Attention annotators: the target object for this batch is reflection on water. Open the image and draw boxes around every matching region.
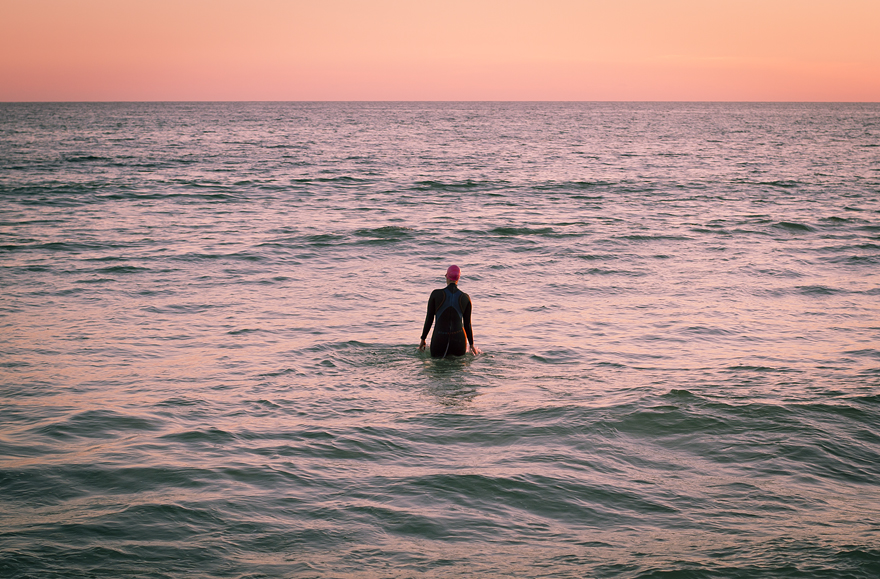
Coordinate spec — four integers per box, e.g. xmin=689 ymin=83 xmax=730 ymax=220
xmin=1 ymin=102 xmax=879 ymax=577
xmin=419 ymin=352 xmax=481 ymax=406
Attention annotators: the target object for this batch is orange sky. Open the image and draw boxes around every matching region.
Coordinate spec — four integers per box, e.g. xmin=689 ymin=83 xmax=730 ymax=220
xmin=2 ymin=0 xmax=878 ymax=101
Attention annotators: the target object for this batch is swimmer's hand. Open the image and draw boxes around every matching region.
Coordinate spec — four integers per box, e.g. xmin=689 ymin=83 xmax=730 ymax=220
xmin=418 ymin=338 xmax=427 ymax=352
xmin=470 ymin=344 xmax=482 ymax=355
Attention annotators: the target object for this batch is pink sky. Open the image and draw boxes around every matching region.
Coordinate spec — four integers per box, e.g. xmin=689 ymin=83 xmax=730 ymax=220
xmin=2 ymin=0 xmax=878 ymax=101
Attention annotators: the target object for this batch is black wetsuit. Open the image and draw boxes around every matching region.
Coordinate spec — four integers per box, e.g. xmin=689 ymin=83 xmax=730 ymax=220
xmin=421 ymin=283 xmax=474 ymax=358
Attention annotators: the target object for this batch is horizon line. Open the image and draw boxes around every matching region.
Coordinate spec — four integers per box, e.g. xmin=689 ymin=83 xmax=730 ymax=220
xmin=3 ymin=100 xmax=879 ymax=104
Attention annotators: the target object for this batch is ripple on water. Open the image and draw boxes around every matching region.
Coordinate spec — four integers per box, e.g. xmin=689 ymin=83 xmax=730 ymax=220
xmin=1 ymin=101 xmax=879 ymax=578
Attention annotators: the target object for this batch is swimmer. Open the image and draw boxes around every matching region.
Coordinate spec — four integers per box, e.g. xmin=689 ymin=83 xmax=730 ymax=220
xmin=419 ymin=265 xmax=481 ymax=357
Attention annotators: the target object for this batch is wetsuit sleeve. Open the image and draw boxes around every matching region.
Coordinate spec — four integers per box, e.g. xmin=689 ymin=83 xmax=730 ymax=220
xmin=421 ymin=291 xmax=437 ymax=340
xmin=462 ymin=294 xmax=474 ymax=346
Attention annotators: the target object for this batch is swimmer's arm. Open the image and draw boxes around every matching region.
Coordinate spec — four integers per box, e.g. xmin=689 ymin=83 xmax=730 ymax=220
xmin=419 ymin=291 xmax=437 ymax=351
xmin=463 ymin=297 xmax=481 ymax=355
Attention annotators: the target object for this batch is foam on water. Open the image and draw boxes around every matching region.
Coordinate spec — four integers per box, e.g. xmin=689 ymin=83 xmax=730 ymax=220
xmin=1 ymin=102 xmax=880 ymax=578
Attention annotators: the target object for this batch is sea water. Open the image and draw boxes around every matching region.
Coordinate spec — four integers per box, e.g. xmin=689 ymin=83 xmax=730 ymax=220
xmin=1 ymin=102 xmax=879 ymax=578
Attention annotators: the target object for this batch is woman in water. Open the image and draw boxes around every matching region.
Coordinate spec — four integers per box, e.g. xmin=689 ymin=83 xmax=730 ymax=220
xmin=418 ymin=265 xmax=481 ymax=357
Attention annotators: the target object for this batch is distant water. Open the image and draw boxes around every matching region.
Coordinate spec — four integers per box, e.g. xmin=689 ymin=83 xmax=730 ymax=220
xmin=1 ymin=102 xmax=879 ymax=578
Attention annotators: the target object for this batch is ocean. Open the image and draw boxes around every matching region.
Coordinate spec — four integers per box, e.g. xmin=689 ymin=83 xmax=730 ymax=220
xmin=1 ymin=102 xmax=879 ymax=578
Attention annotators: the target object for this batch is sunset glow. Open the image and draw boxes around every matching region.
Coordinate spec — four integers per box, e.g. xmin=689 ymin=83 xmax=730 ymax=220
xmin=2 ymin=0 xmax=878 ymax=101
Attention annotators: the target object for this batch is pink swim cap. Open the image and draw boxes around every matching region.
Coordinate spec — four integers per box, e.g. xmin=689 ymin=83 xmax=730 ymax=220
xmin=445 ymin=265 xmax=461 ymax=282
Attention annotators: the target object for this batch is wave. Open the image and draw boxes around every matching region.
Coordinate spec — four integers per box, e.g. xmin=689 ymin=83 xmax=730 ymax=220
xmin=725 ymin=365 xmax=789 ymax=372
xmin=292 ymin=175 xmax=369 ymax=185
xmin=225 ymin=328 xmax=264 ymax=336
xmin=615 ymin=234 xmax=693 ymax=242
xmin=796 ymin=285 xmax=844 ymax=295
xmin=62 ymin=154 xmax=111 ymax=163
xmin=98 ymin=191 xmax=240 ymax=202
xmin=491 ymin=226 xmax=556 ymax=236
xmin=573 ymin=253 xmax=618 ymax=260
xmin=355 ymin=226 xmax=415 ymax=239
xmin=819 ymin=216 xmax=863 ymax=225
xmin=691 ymin=227 xmax=732 ymax=235
xmin=577 ymin=267 xmax=646 ymax=277
xmin=160 ymin=427 xmax=237 ymax=444
xmin=761 ymin=179 xmax=801 ymax=188
xmin=825 ymin=255 xmax=878 ymax=266
xmin=843 ymin=348 xmax=880 ymax=360
xmin=531 ymin=179 xmax=613 ymax=191
xmin=94 ymin=265 xmax=150 ymax=274
xmin=34 ymin=409 xmax=161 ymax=440
xmin=7 ymin=241 xmax=108 ymax=252
xmin=260 ymin=227 xmax=418 ymax=250
xmin=413 ymin=179 xmax=501 ymax=191
xmin=773 ymin=221 xmax=815 ymax=232
xmin=816 ymin=242 xmax=880 ymax=254
xmin=736 ymin=179 xmax=802 ymax=189
xmin=2 ymin=184 xmax=243 ymax=204
xmin=143 ymin=303 xmax=217 ymax=314
xmin=171 ymin=251 xmax=264 ymax=262
xmin=301 ymin=233 xmax=347 ymax=246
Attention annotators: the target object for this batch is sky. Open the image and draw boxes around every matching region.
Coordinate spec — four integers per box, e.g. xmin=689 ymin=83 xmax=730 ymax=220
xmin=1 ymin=0 xmax=878 ymax=101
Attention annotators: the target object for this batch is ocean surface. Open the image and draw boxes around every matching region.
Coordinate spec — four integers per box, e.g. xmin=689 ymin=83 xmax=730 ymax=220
xmin=1 ymin=102 xmax=879 ymax=578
